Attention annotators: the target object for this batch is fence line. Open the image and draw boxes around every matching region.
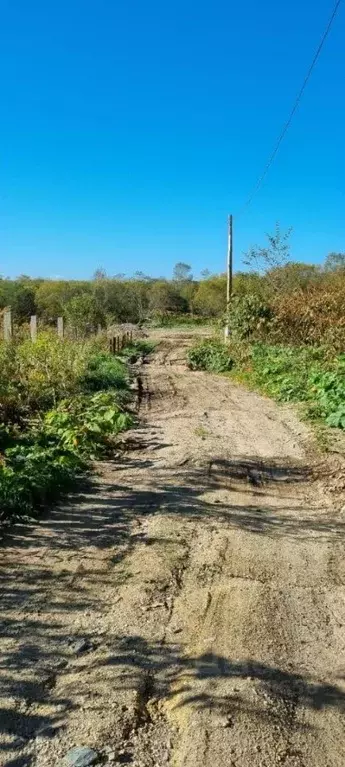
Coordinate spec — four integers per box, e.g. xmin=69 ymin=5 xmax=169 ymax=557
xmin=2 ymin=310 xmax=134 ymax=352
xmin=2 ymin=312 xmax=65 ymax=341
xmin=109 ymin=331 xmax=133 ymax=354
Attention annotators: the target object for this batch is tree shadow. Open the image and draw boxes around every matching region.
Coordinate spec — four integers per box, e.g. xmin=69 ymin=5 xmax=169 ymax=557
xmin=86 ymin=633 xmax=345 ymax=723
xmin=0 ymin=453 xmax=343 ymax=764
xmin=6 ymin=453 xmax=342 ymax=558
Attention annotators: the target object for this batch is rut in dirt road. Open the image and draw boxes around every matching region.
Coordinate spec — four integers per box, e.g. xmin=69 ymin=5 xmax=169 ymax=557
xmin=0 ymin=331 xmax=344 ymax=767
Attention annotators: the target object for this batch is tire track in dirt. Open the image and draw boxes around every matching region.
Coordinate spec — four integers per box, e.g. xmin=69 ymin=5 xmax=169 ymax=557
xmin=0 ymin=330 xmax=344 ymax=767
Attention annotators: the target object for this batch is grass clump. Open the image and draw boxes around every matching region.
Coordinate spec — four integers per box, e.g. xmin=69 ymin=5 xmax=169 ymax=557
xmin=120 ymin=339 xmax=156 ymax=363
xmin=79 ymin=352 xmax=129 ymax=394
xmin=194 ymin=426 xmax=209 ymax=439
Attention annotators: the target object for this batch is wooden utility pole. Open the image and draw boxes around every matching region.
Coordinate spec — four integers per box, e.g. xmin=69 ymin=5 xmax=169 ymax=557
xmin=224 ymin=214 xmax=233 ymax=339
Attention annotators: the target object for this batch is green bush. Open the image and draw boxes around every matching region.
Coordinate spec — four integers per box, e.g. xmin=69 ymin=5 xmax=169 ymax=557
xmin=308 ymin=358 xmax=345 ymax=427
xmin=228 ymin=294 xmax=273 ymax=341
xmin=0 ymin=342 xmax=22 ymax=422
xmin=187 ymin=339 xmax=234 ymax=373
xmin=0 ymin=332 xmax=134 ymax=422
xmin=0 ymin=333 xmax=100 ymax=420
xmin=248 ymin=344 xmax=322 ymax=401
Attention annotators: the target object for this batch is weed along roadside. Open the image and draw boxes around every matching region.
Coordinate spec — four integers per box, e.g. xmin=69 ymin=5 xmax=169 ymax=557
xmin=187 ymin=337 xmax=345 ymax=441
xmin=0 ymin=333 xmax=153 ymax=527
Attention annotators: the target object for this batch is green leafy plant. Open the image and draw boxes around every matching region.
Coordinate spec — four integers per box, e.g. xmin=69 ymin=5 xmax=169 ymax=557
xmin=0 ymin=390 xmax=133 ymax=523
xmin=307 ymin=356 xmax=345 ymax=426
xmin=230 ymin=343 xmax=345 ymax=432
xmin=187 ymin=339 xmax=234 ymax=373
xmin=43 ymin=391 xmax=133 ymax=457
xmin=0 ymin=443 xmax=84 ymax=521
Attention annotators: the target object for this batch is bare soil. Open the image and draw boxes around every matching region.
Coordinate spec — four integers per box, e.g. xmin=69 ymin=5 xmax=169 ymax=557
xmin=1 ymin=330 xmax=345 ymax=767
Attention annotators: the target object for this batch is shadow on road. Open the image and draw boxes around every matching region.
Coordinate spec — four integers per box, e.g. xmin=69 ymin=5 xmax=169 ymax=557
xmin=102 ymin=632 xmax=345 ymax=719
xmin=0 ymin=453 xmax=344 ymax=764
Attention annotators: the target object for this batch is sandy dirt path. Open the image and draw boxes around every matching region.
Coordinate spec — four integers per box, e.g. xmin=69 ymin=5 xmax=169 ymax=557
xmin=1 ymin=331 xmax=345 ymax=767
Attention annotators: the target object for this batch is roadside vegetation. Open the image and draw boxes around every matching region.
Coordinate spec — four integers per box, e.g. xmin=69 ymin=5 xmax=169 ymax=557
xmin=1 ymin=223 xmax=345 ymax=483
xmin=188 ymin=339 xmax=234 ymax=373
xmin=188 ymin=341 xmax=345 ymax=431
xmin=0 ymin=334 xmax=149 ymax=525
xmin=187 ymin=227 xmax=345 ymax=435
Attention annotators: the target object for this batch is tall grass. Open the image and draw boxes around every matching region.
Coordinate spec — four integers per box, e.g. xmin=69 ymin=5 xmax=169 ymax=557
xmin=0 ymin=331 xmax=128 ymax=421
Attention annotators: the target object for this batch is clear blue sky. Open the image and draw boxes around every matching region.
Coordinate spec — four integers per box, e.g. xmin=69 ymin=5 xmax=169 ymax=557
xmin=1 ymin=0 xmax=344 ymax=279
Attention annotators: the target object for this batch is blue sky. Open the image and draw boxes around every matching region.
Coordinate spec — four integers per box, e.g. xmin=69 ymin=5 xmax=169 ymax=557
xmin=1 ymin=0 xmax=344 ymax=279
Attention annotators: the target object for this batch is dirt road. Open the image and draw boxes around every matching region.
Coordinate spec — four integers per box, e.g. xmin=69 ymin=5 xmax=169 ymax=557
xmin=1 ymin=331 xmax=345 ymax=767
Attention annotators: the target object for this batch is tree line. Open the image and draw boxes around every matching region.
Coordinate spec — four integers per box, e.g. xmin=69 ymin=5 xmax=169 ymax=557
xmin=2 ymin=227 xmax=345 ymax=340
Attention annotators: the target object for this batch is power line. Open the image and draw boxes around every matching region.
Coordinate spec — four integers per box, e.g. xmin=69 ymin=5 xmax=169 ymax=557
xmin=240 ymin=0 xmax=343 ymax=213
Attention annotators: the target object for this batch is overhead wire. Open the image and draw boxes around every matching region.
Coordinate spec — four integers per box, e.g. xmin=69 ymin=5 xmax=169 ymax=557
xmin=238 ymin=0 xmax=343 ymax=214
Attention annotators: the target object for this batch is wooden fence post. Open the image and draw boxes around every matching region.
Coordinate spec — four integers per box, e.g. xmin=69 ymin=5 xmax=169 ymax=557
xmin=30 ymin=315 xmax=37 ymax=342
xmin=57 ymin=317 xmax=64 ymax=338
xmin=3 ymin=308 xmax=12 ymax=341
